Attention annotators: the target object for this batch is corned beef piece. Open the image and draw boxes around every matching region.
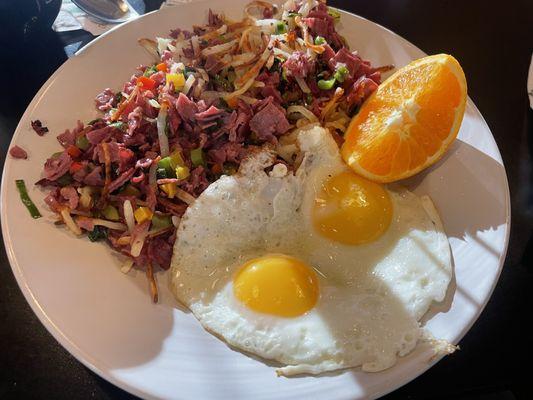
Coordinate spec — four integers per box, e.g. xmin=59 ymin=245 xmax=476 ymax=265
xmin=31 ymin=120 xmax=49 ymax=136
xmin=9 ymin=145 xmax=28 ymax=159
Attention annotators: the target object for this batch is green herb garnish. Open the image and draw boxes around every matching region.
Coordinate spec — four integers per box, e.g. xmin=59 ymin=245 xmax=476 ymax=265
xmin=15 ymin=179 xmax=41 ymax=219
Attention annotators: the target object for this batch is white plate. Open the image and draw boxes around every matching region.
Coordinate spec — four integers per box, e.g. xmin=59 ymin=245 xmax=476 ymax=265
xmin=1 ymin=1 xmax=510 ymax=399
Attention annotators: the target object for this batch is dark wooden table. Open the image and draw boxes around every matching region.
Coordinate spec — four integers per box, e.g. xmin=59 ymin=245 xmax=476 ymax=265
xmin=1 ymin=1 xmax=532 ymax=399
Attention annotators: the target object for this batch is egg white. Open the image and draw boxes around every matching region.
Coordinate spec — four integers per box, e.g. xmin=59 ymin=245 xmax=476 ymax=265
xmin=170 ymin=125 xmax=452 ymax=375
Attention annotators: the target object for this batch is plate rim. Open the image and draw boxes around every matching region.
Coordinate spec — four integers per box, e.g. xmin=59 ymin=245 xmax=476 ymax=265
xmin=1 ymin=3 xmax=511 ymax=399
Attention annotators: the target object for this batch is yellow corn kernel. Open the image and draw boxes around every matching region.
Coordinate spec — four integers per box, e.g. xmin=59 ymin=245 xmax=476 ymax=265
xmin=134 ymin=206 xmax=154 ymax=223
xmin=160 ymin=182 xmax=177 ymax=199
xmin=166 ymin=73 xmax=185 ymax=90
xmin=175 ymin=166 xmax=190 ymax=180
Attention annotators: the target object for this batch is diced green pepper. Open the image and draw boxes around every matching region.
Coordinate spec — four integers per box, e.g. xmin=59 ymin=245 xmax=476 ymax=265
xmin=306 ymin=94 xmax=314 ymax=104
xmin=88 ymin=118 xmax=104 ymax=126
xmin=327 ymin=7 xmax=341 ymax=20
xmin=151 ymin=213 xmax=172 ymax=230
xmin=157 ymin=157 xmax=174 ymax=176
xmin=75 ymin=135 xmax=90 ymax=151
xmin=56 ymin=174 xmax=73 ymax=187
xmin=113 ymin=92 xmax=123 ymax=104
xmin=317 ymin=77 xmax=336 ymax=90
xmin=88 ymin=226 xmax=108 ymax=242
xmin=158 ymin=151 xmax=186 ymax=178
xmin=156 ymin=167 xmax=168 ymax=179
xmin=102 ymin=205 xmax=120 ymax=221
xmin=281 ymin=68 xmax=288 ymax=82
xmin=109 ymin=121 xmax=126 ymax=131
xmin=51 ymin=151 xmax=63 ymax=159
xmin=190 ymin=148 xmax=205 ymax=167
xmin=314 ymin=36 xmax=326 ymax=45
xmin=334 ymin=65 xmax=349 ymax=83
xmin=15 ymin=179 xmax=41 ymax=219
xmin=184 ymin=66 xmax=196 ymax=78
xmin=143 ymin=65 xmax=158 ymax=77
xmin=275 ymin=21 xmax=287 ymax=34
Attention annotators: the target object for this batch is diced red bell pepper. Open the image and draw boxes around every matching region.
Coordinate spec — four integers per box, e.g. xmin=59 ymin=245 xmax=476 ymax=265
xmin=137 ymin=76 xmax=156 ymax=90
xmin=119 ymin=148 xmax=134 ymax=164
xmin=69 ymin=161 xmax=84 ymax=174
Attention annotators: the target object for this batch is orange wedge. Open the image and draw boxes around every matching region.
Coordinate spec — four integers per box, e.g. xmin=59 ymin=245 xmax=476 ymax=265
xmin=341 ymin=54 xmax=467 ymax=183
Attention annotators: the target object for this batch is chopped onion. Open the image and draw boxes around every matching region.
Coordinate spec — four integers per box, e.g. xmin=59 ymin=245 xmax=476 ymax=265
xmin=171 ymin=40 xmax=188 ymax=59
xmin=167 ymin=43 xmax=177 ymax=54
xmin=199 ymin=24 xmax=227 ymax=41
xmin=117 ymin=236 xmax=132 ymax=245
xmin=277 ymin=41 xmax=294 ymax=55
xmin=272 ymin=47 xmax=290 ymax=58
xmin=156 ymin=37 xmax=172 ymax=55
xmin=157 ymin=103 xmax=169 ymax=158
xmin=171 ymin=216 xmax=181 ymax=228
xmin=130 ymin=225 xmax=149 ymax=258
xmin=175 ymin=188 xmax=196 ymax=205
xmin=123 ymin=200 xmax=135 ymax=233
xmin=70 ymin=209 xmax=92 ymax=217
xmin=138 ymin=38 xmax=159 ymax=60
xmin=233 ymin=43 xmax=272 ymax=89
xmin=254 ymin=19 xmax=280 ymax=34
xmin=77 ymin=187 xmax=93 ymax=209
xmin=121 ymin=259 xmax=134 ymax=274
xmin=191 ymin=35 xmax=200 ymax=57
xmin=197 ymin=68 xmax=209 ymax=82
xmin=265 ymin=53 xmax=275 ymax=69
xmin=287 ymin=105 xmax=319 ymax=122
xmin=294 ymin=76 xmax=311 ymax=93
xmin=294 ymin=16 xmax=325 ymax=54
xmin=321 ymin=87 xmax=345 ymax=121
xmin=148 ymin=156 xmax=160 ymax=188
xmin=200 ymin=90 xmax=227 ymax=100
xmin=223 ymin=76 xmax=256 ymax=101
xmin=148 ymin=98 xmax=161 ymax=108
xmin=229 ymin=52 xmax=257 ymax=67
xmin=201 ymin=39 xmax=239 ymax=57
xmin=240 ymin=94 xmax=259 ymax=104
xmin=298 ymin=0 xmax=319 ymax=17
xmin=92 ymin=219 xmax=128 ymax=231
xmin=60 ymin=208 xmax=82 ymax=236
xmin=193 ymin=78 xmax=204 ymax=99
xmin=182 ymin=74 xmax=196 ymax=95
xmin=245 ymin=0 xmax=277 ymax=20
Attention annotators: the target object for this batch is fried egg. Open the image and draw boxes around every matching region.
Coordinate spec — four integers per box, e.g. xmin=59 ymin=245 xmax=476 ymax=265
xmin=170 ymin=125 xmax=452 ymax=375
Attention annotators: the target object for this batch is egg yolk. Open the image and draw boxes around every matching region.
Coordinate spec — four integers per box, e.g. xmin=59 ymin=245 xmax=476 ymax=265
xmin=233 ymin=255 xmax=319 ymax=317
xmin=312 ymin=171 xmax=392 ymax=245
